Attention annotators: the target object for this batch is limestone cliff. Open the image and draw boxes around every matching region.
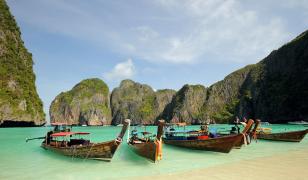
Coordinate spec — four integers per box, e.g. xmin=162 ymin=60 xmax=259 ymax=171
xmin=162 ymin=84 xmax=207 ymax=124
xmin=161 ymin=30 xmax=308 ymax=124
xmin=204 ymin=30 xmax=308 ymax=123
xmin=239 ymin=30 xmax=308 ymax=122
xmin=203 ymin=65 xmax=256 ymax=123
xmin=110 ymin=80 xmax=175 ymax=125
xmin=50 ymin=78 xmax=111 ymax=125
xmin=154 ymin=89 xmax=176 ymax=120
xmin=0 ymin=0 xmax=45 ymax=127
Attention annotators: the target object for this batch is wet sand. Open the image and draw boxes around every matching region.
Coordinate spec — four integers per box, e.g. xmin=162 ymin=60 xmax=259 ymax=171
xmin=136 ymin=148 xmax=308 ymax=180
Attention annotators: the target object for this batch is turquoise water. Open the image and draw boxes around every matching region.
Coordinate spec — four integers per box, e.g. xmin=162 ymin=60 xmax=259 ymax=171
xmin=1 ymin=124 xmax=308 ymax=180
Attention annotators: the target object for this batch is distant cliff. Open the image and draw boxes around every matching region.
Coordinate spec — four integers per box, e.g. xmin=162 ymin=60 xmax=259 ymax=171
xmin=203 ymin=65 xmax=257 ymax=123
xmin=0 ymin=0 xmax=45 ymax=127
xmin=50 ymin=78 xmax=111 ymax=125
xmin=162 ymin=84 xmax=207 ymax=124
xmin=201 ymin=30 xmax=308 ymax=123
xmin=162 ymin=30 xmax=308 ymax=124
xmin=154 ymin=89 xmax=176 ymax=120
xmin=237 ymin=30 xmax=308 ymax=122
xmin=110 ymin=80 xmax=175 ymax=125
xmin=49 ymin=30 xmax=308 ymax=125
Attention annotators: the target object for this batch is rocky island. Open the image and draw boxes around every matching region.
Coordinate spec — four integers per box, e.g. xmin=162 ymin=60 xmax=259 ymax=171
xmin=110 ymin=79 xmax=175 ymax=125
xmin=49 ymin=78 xmax=111 ymax=125
xmin=0 ymin=0 xmax=45 ymax=127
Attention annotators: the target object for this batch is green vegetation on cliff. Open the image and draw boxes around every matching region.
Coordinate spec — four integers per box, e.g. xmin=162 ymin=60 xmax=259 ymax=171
xmin=139 ymin=95 xmax=155 ymax=119
xmin=110 ymin=80 xmax=176 ymax=125
xmin=0 ymin=0 xmax=45 ymax=126
xmin=161 ymin=30 xmax=308 ymax=124
xmin=110 ymin=80 xmax=156 ymax=125
xmin=247 ymin=30 xmax=308 ymax=122
xmin=55 ymin=78 xmax=109 ymax=106
xmin=206 ymin=30 xmax=308 ymax=123
xmin=203 ymin=64 xmax=256 ymax=123
xmin=163 ymin=84 xmax=207 ymax=124
xmin=211 ymin=99 xmax=239 ymax=123
xmin=50 ymin=78 xmax=111 ymax=125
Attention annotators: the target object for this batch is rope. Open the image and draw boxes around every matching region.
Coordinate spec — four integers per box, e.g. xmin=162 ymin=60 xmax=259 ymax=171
xmin=84 ymin=144 xmax=94 ymax=160
xmin=71 ymin=146 xmax=77 ymax=160
xmin=127 ymin=124 xmax=130 ymax=143
xmin=242 ymin=133 xmax=247 ymax=146
xmin=246 ymin=134 xmax=251 ymax=144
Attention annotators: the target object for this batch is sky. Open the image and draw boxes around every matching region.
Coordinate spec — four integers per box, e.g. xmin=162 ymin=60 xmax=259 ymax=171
xmin=6 ymin=0 xmax=308 ymax=118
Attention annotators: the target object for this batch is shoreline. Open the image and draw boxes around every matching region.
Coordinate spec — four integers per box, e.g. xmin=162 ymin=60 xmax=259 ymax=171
xmin=135 ymin=148 xmax=308 ymax=180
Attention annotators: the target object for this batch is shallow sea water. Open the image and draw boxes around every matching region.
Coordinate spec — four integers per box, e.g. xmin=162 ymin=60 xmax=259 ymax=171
xmin=0 ymin=124 xmax=307 ymax=180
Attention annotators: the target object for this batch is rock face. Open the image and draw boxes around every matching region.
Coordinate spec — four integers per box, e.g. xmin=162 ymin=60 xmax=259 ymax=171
xmin=238 ymin=31 xmax=308 ymax=122
xmin=50 ymin=78 xmax=111 ymax=125
xmin=0 ymin=0 xmax=45 ymax=127
xmin=162 ymin=30 xmax=308 ymax=124
xmin=203 ymin=65 xmax=256 ymax=123
xmin=110 ymin=80 xmax=175 ymax=125
xmin=154 ymin=89 xmax=176 ymax=120
xmin=203 ymin=30 xmax=308 ymax=123
xmin=162 ymin=85 xmax=207 ymax=124
xmin=49 ymin=30 xmax=308 ymax=125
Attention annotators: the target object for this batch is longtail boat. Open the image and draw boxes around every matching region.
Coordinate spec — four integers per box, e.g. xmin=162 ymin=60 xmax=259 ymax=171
xmin=257 ymin=129 xmax=308 ymax=142
xmin=28 ymin=119 xmax=130 ymax=161
xmin=128 ymin=120 xmax=164 ymax=163
xmin=162 ymin=119 xmax=254 ymax=153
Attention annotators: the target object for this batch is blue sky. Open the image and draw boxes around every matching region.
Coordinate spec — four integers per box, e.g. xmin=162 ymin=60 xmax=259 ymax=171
xmin=6 ymin=0 xmax=308 ymax=118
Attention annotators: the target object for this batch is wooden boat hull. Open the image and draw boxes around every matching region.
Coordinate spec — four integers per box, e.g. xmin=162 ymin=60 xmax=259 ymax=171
xmin=233 ymin=135 xmax=252 ymax=148
xmin=41 ymin=140 xmax=121 ymax=161
xmin=257 ymin=129 xmax=308 ymax=142
xmin=128 ymin=140 xmax=162 ymax=162
xmin=128 ymin=120 xmax=164 ymax=162
xmin=234 ymin=137 xmax=245 ymax=149
xmin=163 ymin=134 xmax=243 ymax=153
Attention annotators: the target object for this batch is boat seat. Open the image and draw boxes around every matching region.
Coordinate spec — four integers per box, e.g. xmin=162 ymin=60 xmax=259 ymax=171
xmin=68 ymin=139 xmax=90 ymax=146
xmin=133 ymin=140 xmax=143 ymax=144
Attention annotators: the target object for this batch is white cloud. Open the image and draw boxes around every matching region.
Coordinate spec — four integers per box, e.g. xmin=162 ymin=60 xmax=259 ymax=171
xmin=104 ymin=59 xmax=135 ymax=81
xmin=8 ymin=0 xmax=305 ymax=64
xmin=132 ymin=0 xmax=290 ymax=64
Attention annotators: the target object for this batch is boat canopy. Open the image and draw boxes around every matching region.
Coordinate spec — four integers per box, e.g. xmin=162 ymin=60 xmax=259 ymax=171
xmin=51 ymin=132 xmax=90 ymax=137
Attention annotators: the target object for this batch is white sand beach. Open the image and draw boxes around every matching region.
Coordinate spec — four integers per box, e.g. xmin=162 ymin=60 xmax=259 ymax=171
xmin=136 ymin=148 xmax=308 ymax=180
